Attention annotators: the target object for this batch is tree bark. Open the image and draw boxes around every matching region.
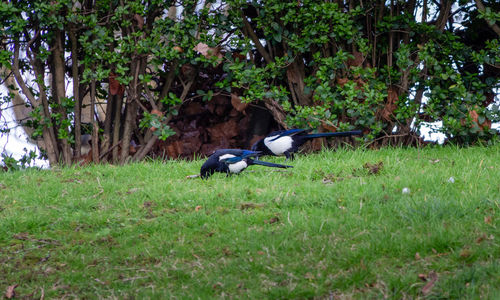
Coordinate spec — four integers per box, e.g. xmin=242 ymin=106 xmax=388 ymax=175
xmin=241 ymin=12 xmax=273 ymax=64
xmin=90 ymin=72 xmax=100 ymax=163
xmin=436 ymin=0 xmax=452 ymax=31
xmin=286 ymin=59 xmax=311 ymax=106
xmin=101 ymin=93 xmax=115 ymax=162
xmin=1 ymin=66 xmax=34 ymax=139
xmin=52 ymin=28 xmax=72 ymax=165
xmin=119 ymin=99 xmax=137 ymax=164
xmin=69 ymin=26 xmax=82 ymax=159
xmin=264 ymin=98 xmax=288 ymax=129
xmin=112 ymin=94 xmax=123 ymax=163
xmin=12 ymin=41 xmax=59 ymax=164
xmin=119 ymin=54 xmax=144 ymax=164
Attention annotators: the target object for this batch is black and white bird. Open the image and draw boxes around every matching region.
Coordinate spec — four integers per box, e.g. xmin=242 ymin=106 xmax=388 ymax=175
xmin=200 ymin=149 xmax=293 ymax=179
xmin=251 ymin=129 xmax=363 ymax=160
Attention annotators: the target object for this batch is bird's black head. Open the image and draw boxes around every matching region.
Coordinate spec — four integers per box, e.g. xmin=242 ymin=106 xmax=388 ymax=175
xmin=200 ymin=164 xmax=215 ymax=179
xmin=200 ymin=155 xmax=218 ymax=179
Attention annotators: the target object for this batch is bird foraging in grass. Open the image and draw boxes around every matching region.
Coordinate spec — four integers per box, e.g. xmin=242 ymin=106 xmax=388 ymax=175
xmin=200 ymin=149 xmax=293 ymax=179
xmin=251 ymin=129 xmax=363 ymax=160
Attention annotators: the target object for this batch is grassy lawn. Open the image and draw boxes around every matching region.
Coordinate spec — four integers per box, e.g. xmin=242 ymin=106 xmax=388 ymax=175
xmin=1 ymin=145 xmax=499 ymax=299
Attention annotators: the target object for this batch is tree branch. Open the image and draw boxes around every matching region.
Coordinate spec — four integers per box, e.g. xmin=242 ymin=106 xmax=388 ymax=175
xmin=241 ymin=12 xmax=273 ymax=64
xmin=474 ymin=0 xmax=500 ymax=37
xmin=12 ymin=42 xmax=38 ymax=108
xmin=69 ymin=25 xmax=82 ymax=158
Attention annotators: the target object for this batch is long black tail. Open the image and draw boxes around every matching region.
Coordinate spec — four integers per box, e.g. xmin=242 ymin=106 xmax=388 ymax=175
xmin=304 ymin=130 xmax=363 ymax=139
xmin=250 ymin=159 xmax=293 ymax=169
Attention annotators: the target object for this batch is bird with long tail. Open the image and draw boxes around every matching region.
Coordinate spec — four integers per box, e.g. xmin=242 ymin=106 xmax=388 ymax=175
xmin=200 ymin=149 xmax=293 ymax=179
xmin=251 ymin=129 xmax=363 ymax=160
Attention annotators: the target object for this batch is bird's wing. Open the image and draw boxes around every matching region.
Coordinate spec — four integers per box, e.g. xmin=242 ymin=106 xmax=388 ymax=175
xmin=215 ymin=149 xmax=260 ymax=158
xmin=219 ymin=150 xmax=260 ymax=164
xmin=224 ymin=156 xmax=243 ymax=164
xmin=268 ymin=129 xmax=309 ymax=141
xmin=241 ymin=150 xmax=261 ymax=158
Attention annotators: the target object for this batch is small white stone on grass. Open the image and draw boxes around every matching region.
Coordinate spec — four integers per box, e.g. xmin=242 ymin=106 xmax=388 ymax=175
xmin=402 ymin=187 xmax=410 ymax=194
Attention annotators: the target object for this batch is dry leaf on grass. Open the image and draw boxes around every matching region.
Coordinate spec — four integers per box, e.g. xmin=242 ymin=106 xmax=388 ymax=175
xmin=460 ymin=248 xmax=472 ymax=258
xmin=240 ymin=203 xmax=265 ymax=210
xmin=363 ymin=161 xmax=384 ymax=175
xmin=5 ymin=284 xmax=18 ymax=299
xmin=264 ymin=216 xmax=279 ymax=224
xmin=421 ymin=271 xmax=438 ymax=295
xmin=126 ymin=188 xmax=139 ymax=194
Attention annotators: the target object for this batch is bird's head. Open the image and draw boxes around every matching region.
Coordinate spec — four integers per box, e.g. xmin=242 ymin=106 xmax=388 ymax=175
xmin=200 ymin=164 xmax=214 ymax=179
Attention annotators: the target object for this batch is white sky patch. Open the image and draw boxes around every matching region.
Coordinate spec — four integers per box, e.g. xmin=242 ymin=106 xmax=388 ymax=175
xmin=419 ymin=121 xmax=446 ymax=144
xmin=0 ymin=85 xmax=49 ymax=168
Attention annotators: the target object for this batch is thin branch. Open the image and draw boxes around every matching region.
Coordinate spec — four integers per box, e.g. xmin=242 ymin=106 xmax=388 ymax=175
xmin=0 ymin=70 xmax=13 ymax=85
xmin=99 ymin=140 xmax=122 ymax=160
xmin=241 ymin=11 xmax=273 ymax=64
xmin=12 ymin=42 xmax=39 ymax=108
xmin=142 ymin=84 xmax=158 ymax=111
xmin=474 ymin=0 xmax=500 ymax=37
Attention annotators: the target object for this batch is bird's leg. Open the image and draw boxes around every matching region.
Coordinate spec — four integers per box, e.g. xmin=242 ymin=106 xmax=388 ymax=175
xmin=284 ymin=151 xmax=295 ymax=161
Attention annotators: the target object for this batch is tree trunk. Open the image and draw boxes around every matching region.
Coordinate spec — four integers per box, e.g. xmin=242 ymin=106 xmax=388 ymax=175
xmin=119 ymin=55 xmax=143 ymax=164
xmin=119 ymin=99 xmax=137 ymax=164
xmin=112 ymin=94 xmax=123 ymax=163
xmin=101 ymin=93 xmax=115 ymax=162
xmin=286 ymin=59 xmax=311 ymax=106
xmin=12 ymin=41 xmax=59 ymax=165
xmin=241 ymin=12 xmax=273 ymax=64
xmin=90 ymin=73 xmax=100 ymax=163
xmin=1 ymin=66 xmax=34 ymax=139
xmin=69 ymin=26 xmax=82 ymax=159
xmin=52 ymin=28 xmax=72 ymax=165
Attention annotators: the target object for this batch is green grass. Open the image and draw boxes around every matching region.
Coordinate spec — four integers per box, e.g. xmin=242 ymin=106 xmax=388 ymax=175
xmin=1 ymin=145 xmax=500 ymax=299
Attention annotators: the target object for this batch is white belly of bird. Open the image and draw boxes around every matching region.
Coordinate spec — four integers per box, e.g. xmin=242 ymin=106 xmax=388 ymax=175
xmin=264 ymin=135 xmax=293 ymax=155
xmin=219 ymin=154 xmax=248 ymax=174
xmin=228 ymin=161 xmax=247 ymax=173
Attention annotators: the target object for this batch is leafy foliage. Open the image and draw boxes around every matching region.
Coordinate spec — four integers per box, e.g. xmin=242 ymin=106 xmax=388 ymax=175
xmin=220 ymin=0 xmax=499 ymax=144
xmin=0 ymin=0 xmax=499 ymax=166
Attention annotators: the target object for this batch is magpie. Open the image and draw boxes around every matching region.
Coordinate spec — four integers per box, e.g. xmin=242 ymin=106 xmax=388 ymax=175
xmin=251 ymin=129 xmax=363 ymax=160
xmin=200 ymin=149 xmax=293 ymax=179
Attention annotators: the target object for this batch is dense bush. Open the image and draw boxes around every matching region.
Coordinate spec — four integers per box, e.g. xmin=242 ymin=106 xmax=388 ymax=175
xmin=1 ymin=0 xmax=499 ymax=166
xmin=222 ymin=0 xmax=500 ymax=145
